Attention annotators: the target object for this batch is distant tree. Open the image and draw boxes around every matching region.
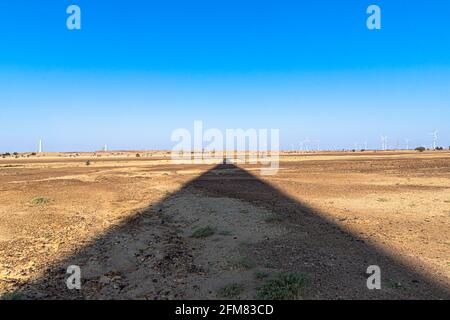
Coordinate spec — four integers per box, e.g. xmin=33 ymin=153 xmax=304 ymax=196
xmin=136 ymin=153 xmax=141 ymax=157
xmin=415 ymin=147 xmax=426 ymax=152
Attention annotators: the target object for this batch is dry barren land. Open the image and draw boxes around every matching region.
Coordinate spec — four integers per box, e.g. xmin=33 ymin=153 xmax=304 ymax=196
xmin=1 ymin=151 xmax=449 ymax=299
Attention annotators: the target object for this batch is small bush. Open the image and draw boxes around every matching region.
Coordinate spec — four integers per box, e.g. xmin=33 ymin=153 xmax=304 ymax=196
xmin=1 ymin=290 xmax=23 ymax=300
xmin=217 ymin=283 xmax=244 ymax=299
xmin=30 ymin=196 xmax=51 ymax=205
xmin=264 ymin=214 xmax=283 ymax=223
xmin=191 ymin=226 xmax=215 ymax=238
xmin=136 ymin=153 xmax=141 ymax=157
xmin=387 ymin=280 xmax=402 ymax=289
xmin=256 ymin=273 xmax=308 ymax=300
xmin=415 ymin=147 xmax=425 ymax=152
xmin=85 ymin=160 xmax=91 ymax=166
xmin=254 ymin=271 xmax=270 ymax=280
xmin=232 ymin=257 xmax=256 ymax=270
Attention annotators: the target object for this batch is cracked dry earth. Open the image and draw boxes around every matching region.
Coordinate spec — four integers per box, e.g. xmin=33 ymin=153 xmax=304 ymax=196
xmin=1 ymin=152 xmax=450 ymax=299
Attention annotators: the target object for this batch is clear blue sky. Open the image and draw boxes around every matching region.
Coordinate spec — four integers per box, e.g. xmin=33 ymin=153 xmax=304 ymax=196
xmin=1 ymin=0 xmax=449 ymax=152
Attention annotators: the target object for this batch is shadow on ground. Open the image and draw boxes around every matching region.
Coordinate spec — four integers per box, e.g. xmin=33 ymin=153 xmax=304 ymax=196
xmin=19 ymin=164 xmax=450 ymax=299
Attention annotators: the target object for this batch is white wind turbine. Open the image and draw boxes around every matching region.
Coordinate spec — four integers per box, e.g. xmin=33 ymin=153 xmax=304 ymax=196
xmin=380 ymin=135 xmax=388 ymax=151
xmin=299 ymin=137 xmax=310 ymax=152
xmin=429 ymin=130 xmax=438 ymax=150
xmin=405 ymin=138 xmax=410 ymax=150
xmin=303 ymin=137 xmax=311 ymax=152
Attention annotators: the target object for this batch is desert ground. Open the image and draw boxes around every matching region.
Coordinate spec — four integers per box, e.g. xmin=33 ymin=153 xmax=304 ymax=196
xmin=0 ymin=150 xmax=449 ymax=299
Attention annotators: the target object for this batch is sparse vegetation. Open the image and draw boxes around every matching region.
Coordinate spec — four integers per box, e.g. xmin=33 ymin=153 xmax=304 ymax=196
xmin=30 ymin=196 xmax=51 ymax=205
xmin=85 ymin=160 xmax=91 ymax=166
xmin=254 ymin=271 xmax=270 ymax=280
xmin=232 ymin=257 xmax=256 ymax=270
xmin=217 ymin=283 xmax=244 ymax=299
xmin=191 ymin=226 xmax=215 ymax=238
xmin=1 ymin=290 xmax=23 ymax=300
xmin=264 ymin=213 xmax=283 ymax=223
xmin=256 ymin=273 xmax=308 ymax=300
xmin=377 ymin=198 xmax=389 ymax=202
xmin=387 ymin=280 xmax=402 ymax=289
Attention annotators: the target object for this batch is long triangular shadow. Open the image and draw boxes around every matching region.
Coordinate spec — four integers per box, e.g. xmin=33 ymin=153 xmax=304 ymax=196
xmin=21 ymin=164 xmax=450 ymax=299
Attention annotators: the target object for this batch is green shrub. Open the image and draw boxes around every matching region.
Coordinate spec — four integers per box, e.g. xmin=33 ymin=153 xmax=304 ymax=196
xmin=217 ymin=284 xmax=244 ymax=298
xmin=1 ymin=290 xmax=23 ymax=300
xmin=256 ymin=273 xmax=308 ymax=300
xmin=232 ymin=257 xmax=256 ymax=270
xmin=30 ymin=196 xmax=51 ymax=205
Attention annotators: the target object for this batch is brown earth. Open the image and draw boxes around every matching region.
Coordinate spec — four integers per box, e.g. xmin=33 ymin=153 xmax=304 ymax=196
xmin=0 ymin=151 xmax=449 ymax=299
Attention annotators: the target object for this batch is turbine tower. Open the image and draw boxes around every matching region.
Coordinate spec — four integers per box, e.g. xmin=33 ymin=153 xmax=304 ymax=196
xmin=380 ymin=135 xmax=388 ymax=151
xmin=303 ymin=137 xmax=310 ymax=152
xmin=38 ymin=139 xmax=42 ymax=153
xmin=405 ymin=138 xmax=410 ymax=150
xmin=429 ymin=130 xmax=438 ymax=150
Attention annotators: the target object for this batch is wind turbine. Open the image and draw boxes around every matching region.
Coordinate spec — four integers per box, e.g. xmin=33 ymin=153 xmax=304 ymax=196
xmin=38 ymin=139 xmax=42 ymax=153
xmin=380 ymin=135 xmax=388 ymax=151
xmin=303 ymin=137 xmax=310 ymax=152
xmin=316 ymin=140 xmax=321 ymax=151
xmin=299 ymin=137 xmax=310 ymax=152
xmin=405 ymin=138 xmax=410 ymax=150
xmin=429 ymin=130 xmax=438 ymax=149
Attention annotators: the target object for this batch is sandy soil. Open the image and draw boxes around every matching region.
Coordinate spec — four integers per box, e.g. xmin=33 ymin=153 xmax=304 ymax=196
xmin=0 ymin=151 xmax=449 ymax=299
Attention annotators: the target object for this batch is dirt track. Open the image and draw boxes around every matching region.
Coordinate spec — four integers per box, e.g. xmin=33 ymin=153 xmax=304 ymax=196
xmin=1 ymin=151 xmax=449 ymax=299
